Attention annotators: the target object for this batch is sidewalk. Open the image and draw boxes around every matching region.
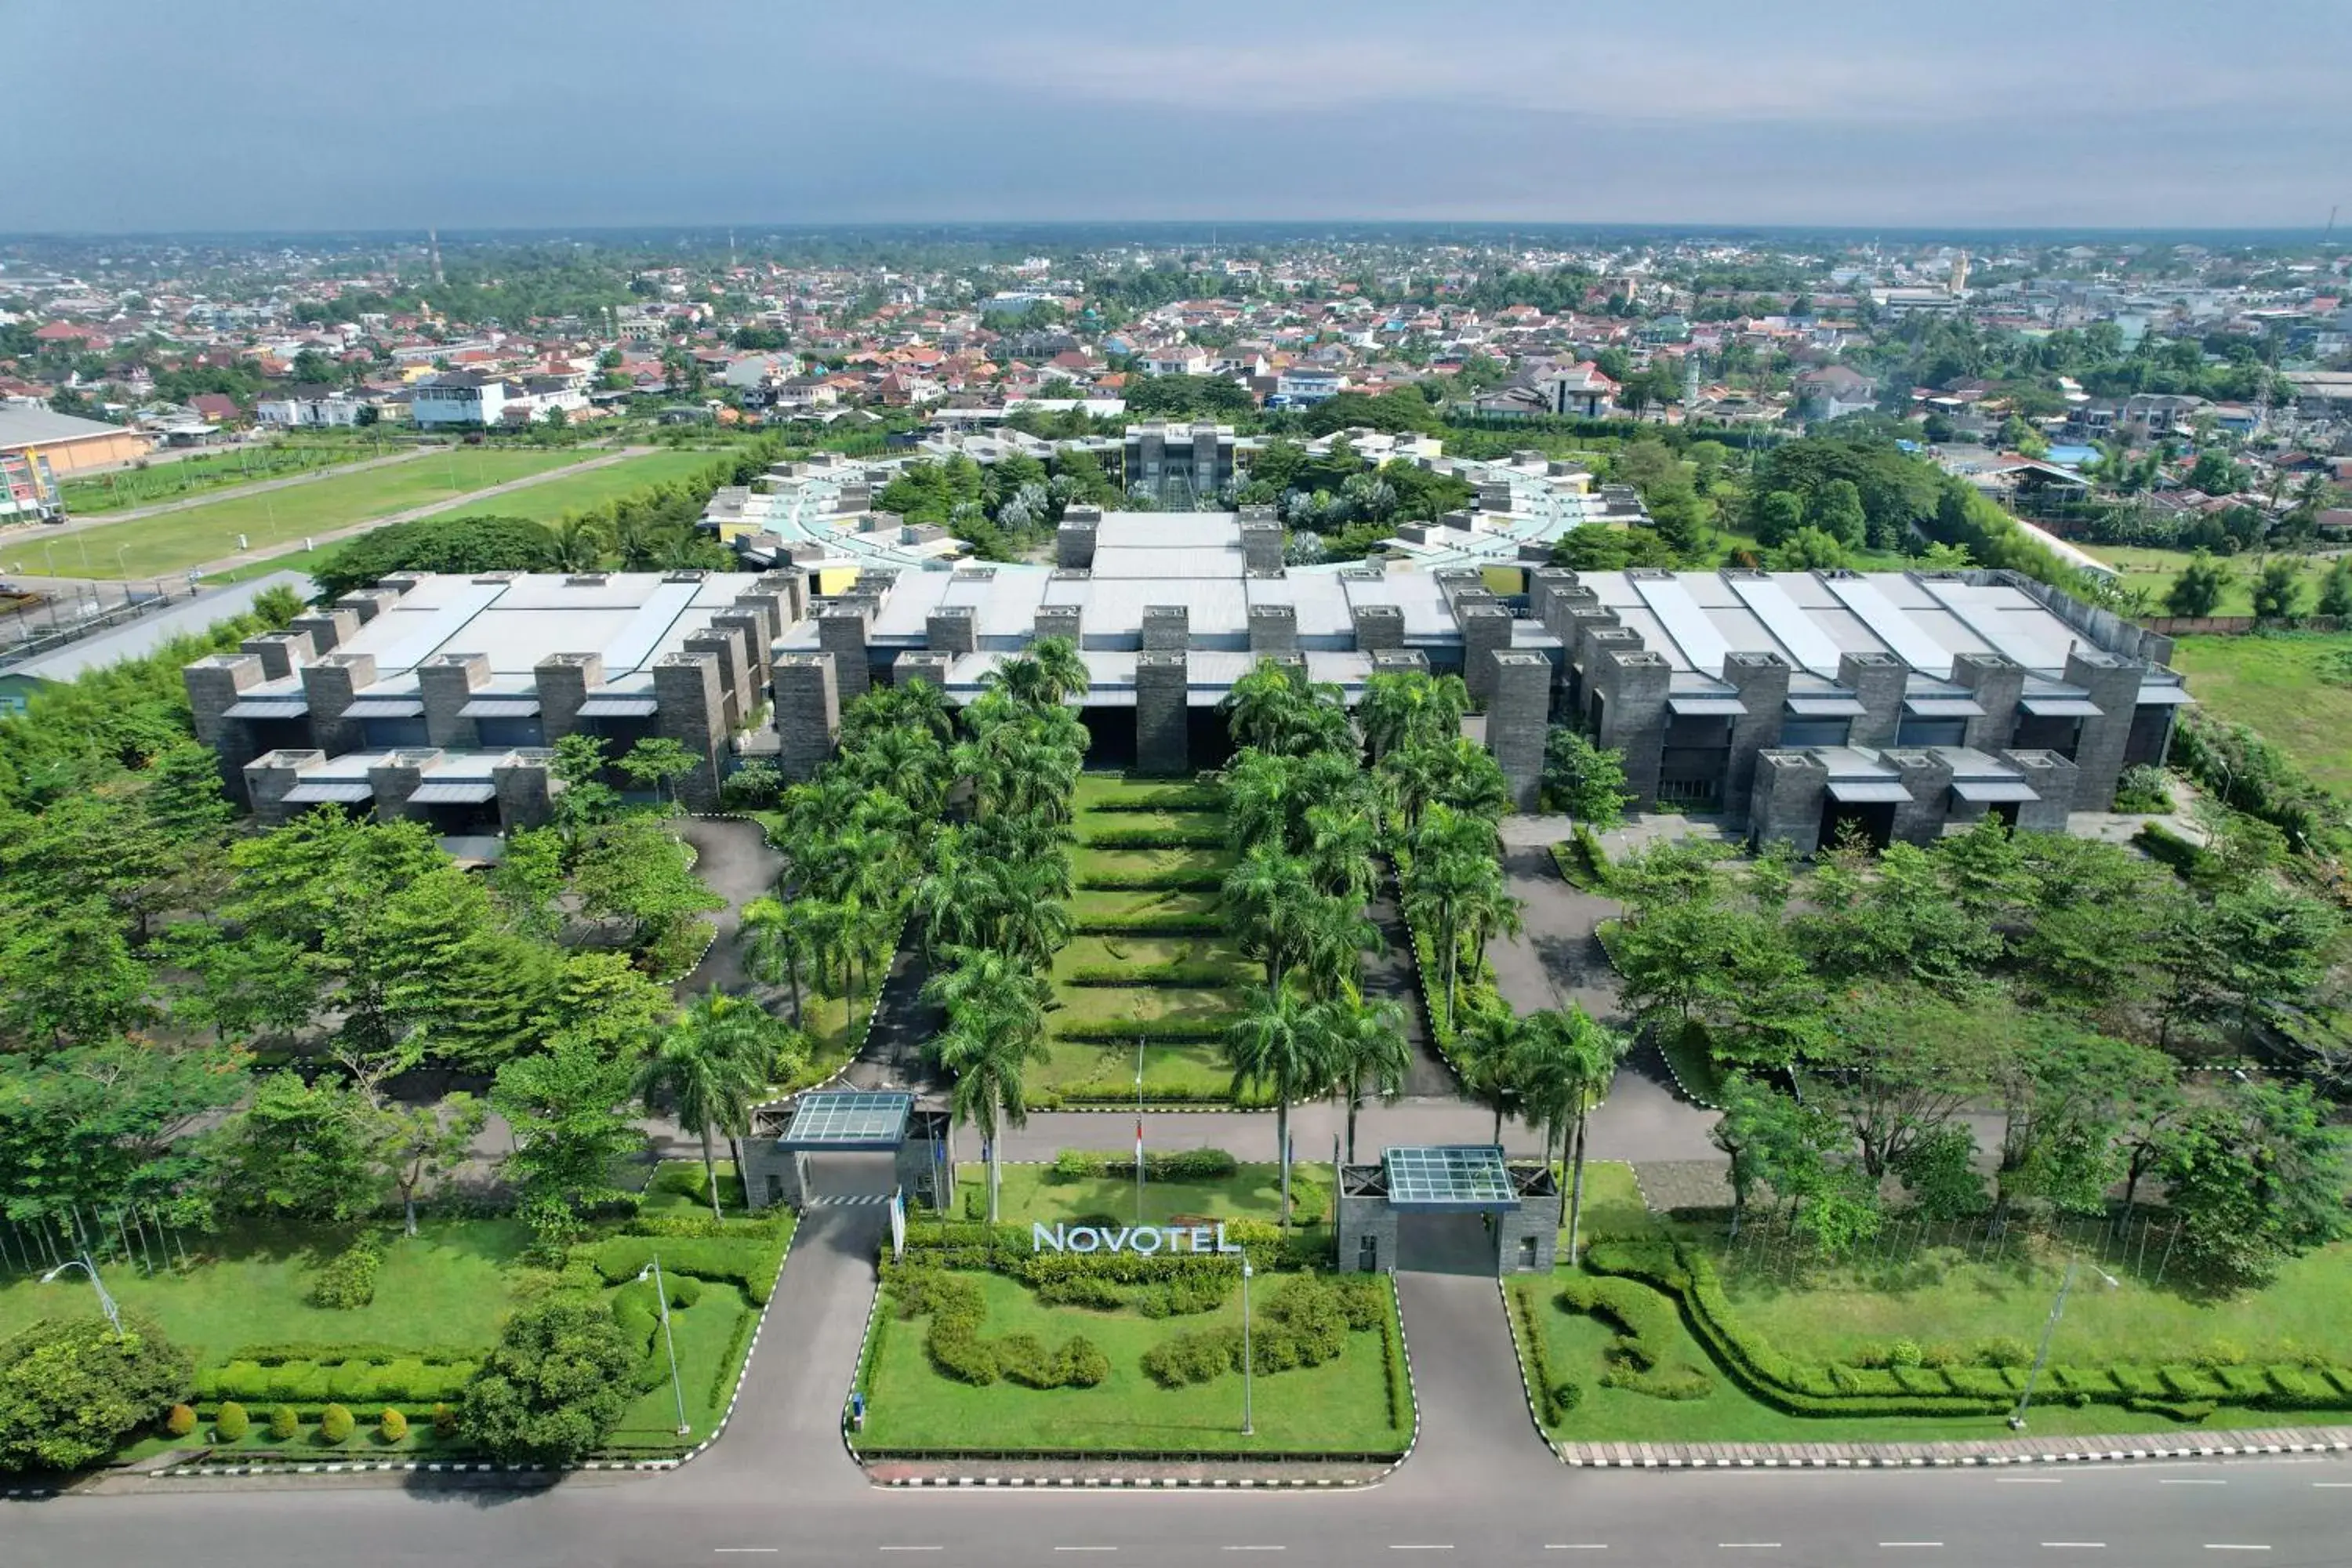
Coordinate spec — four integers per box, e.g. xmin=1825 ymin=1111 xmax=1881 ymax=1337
xmin=1551 ymin=1426 xmax=2352 ymax=1469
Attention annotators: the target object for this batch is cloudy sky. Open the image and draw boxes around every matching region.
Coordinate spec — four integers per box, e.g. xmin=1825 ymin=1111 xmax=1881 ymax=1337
xmin=17 ymin=0 xmax=2349 ymax=232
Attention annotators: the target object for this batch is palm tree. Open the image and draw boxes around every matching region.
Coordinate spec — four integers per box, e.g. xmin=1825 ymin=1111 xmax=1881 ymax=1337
xmin=1027 ymin=634 xmax=1091 ymax=706
xmin=1224 ymin=749 xmax=1299 ymax=852
xmin=548 ymin=514 xmax=609 ymax=572
xmin=1456 ymin=1004 xmax=1524 ymax=1143
xmin=635 ymin=991 xmax=775 ymax=1220
xmin=1222 ymin=662 xmax=1308 ymax=753
xmin=1304 ymin=802 xmax=1379 ymax=903
xmin=739 ymin=895 xmax=819 ymax=1029
xmin=1322 ymin=996 xmax=1409 ymax=1164
xmin=1221 ymin=844 xmax=1316 ymax=993
xmin=935 ymin=992 xmax=1049 ymax=1224
xmin=1358 ymin=670 xmax=1471 ymax=758
xmin=1427 ymin=738 xmax=1512 ymax=823
xmin=1224 ymin=988 xmax=1337 ymax=1225
xmin=1296 ymin=891 xmax=1381 ymax=1003
xmin=1376 ymin=742 xmax=1448 ymax=835
xmin=921 ymin=946 xmax=1051 ymax=1036
xmin=982 ymin=649 xmax=1057 ymax=708
xmin=1401 ymin=805 xmax=1515 ymax=1023
xmin=1514 ymin=1006 xmax=1628 ymax=1264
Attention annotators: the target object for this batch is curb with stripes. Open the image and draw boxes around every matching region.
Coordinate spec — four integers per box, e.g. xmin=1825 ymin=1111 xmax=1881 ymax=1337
xmin=152 ymin=1218 xmax=802 ymax=1482
xmin=2 ymin=1486 xmax=53 ymax=1499
xmin=856 ymin=1271 xmax=1422 ymax=1491
xmin=1555 ymin=1437 xmax=2352 ymax=1470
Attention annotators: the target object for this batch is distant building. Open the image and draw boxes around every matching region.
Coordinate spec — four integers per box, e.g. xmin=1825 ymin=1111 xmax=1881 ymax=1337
xmin=256 ymin=385 xmax=368 ymax=428
xmin=0 ymin=404 xmax=152 ymax=477
xmin=1792 ymin=365 xmax=1877 ymax=422
xmin=1123 ymin=422 xmax=1235 ymax=504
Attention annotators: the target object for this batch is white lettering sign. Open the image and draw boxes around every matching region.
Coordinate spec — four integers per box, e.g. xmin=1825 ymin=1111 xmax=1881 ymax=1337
xmin=1030 ymin=1221 xmax=1244 ymax=1255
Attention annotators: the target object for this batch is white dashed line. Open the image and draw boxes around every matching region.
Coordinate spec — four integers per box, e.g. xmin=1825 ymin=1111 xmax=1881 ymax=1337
xmin=1221 ymin=1550 xmax=1285 ymax=1555
xmin=1999 ymin=1478 xmax=2064 ymax=1484
xmin=1879 ymin=1544 xmax=1944 ymax=1549
xmin=2161 ymin=1479 xmax=2227 ymax=1486
xmin=2042 ymin=1544 xmax=2107 ymax=1551
xmin=1053 ymin=1551 xmax=1117 ymax=1555
xmin=1388 ymin=1548 xmax=1454 ymax=1553
xmin=1545 ymin=1548 xmax=1610 ymax=1552
xmin=2203 ymin=1548 xmax=2270 ymax=1553
xmin=1719 ymin=1545 xmax=1780 ymax=1551
xmin=2314 ymin=1482 xmax=2352 ymax=1488
xmin=713 ymin=1552 xmax=779 ymax=1557
xmin=878 ymin=1551 xmax=943 ymax=1555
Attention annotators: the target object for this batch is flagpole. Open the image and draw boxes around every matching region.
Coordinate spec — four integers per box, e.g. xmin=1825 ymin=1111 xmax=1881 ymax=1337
xmin=1136 ymin=1036 xmax=1146 ymax=1226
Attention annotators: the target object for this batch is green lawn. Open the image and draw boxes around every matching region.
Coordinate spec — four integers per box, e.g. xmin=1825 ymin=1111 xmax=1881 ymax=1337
xmin=1036 ymin=1038 xmax=1256 ymax=1105
xmin=2168 ymin=631 xmax=2352 ymax=794
xmin=62 ymin=441 xmax=401 ymax=514
xmin=860 ymin=1269 xmax=1403 ymax=1455
xmin=466 ymin=448 xmax=722 ymax=524
xmin=961 ymin=1163 xmax=1331 ymax=1229
xmin=2085 ymin=545 xmax=2336 ymax=619
xmin=605 ymin=1280 xmax=760 ymax=1449
xmin=21 ymin=448 xmax=583 ymax=579
xmin=1565 ymin=1161 xmax=1661 ymax=1245
xmin=0 ymin=1218 xmax=531 ymax=1367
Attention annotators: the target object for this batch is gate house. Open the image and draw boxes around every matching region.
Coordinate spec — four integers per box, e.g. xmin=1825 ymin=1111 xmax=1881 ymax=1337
xmin=1336 ymin=1145 xmax=1559 ymax=1276
xmin=740 ymin=1089 xmax=956 ymax=1212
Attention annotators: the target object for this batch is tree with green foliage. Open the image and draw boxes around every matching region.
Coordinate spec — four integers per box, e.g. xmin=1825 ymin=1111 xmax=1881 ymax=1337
xmin=2317 ymin=556 xmax=2352 ymax=619
xmin=1708 ymin=1073 xmax=1838 ymax=1240
xmin=636 ymin=991 xmax=779 ymax=1219
xmin=2165 ymin=551 xmax=2232 ymax=617
xmin=935 ymin=969 xmax=1049 ymax=1225
xmin=1323 ymin=996 xmax=1409 ymax=1165
xmin=1767 ymin=525 xmax=1852 ymax=572
xmin=1812 ymin=985 xmax=2007 ymax=1181
xmin=1224 ymin=988 xmax=1338 ymax=1225
xmin=1541 ymin=729 xmax=1630 ymax=826
xmin=376 ymin=1093 xmax=488 ymax=1237
xmin=456 ymin=1298 xmax=637 ymax=1465
xmin=1752 ymin=489 xmax=1806 ymax=547
xmin=1357 ymin=668 xmax=1471 ymax=758
xmin=1400 ymin=805 xmax=1518 ymax=1023
xmin=212 ymin=1071 xmax=383 ymax=1220
xmin=1514 ymin=1005 xmax=1628 ymax=1262
xmin=616 ymin=736 xmax=702 ymax=809
xmin=569 ymin=814 xmax=724 ymax=956
xmin=312 ymin=514 xmax=556 ymax=598
xmin=2250 ymin=557 xmax=2307 ymax=621
xmin=491 ymin=1033 xmax=643 ymax=1229
xmin=2157 ymin=1080 xmax=2350 ymax=1287
xmin=0 ymin=1316 xmax=193 ymax=1473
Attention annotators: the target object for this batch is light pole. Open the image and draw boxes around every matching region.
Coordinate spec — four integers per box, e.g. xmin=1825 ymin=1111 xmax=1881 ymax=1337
xmin=1135 ymin=1036 xmax=1146 ymax=1226
xmin=2009 ymin=1254 xmax=2119 ymax=1430
xmin=1240 ymin=1258 xmax=1254 ymax=1436
xmin=42 ymin=1252 xmax=125 ymax=1338
xmin=635 ymin=1256 xmax=692 ymax=1438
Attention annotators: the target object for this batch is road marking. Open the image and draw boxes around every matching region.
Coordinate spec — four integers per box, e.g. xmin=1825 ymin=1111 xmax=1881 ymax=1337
xmin=1054 ymin=1552 xmax=1117 ymax=1556
xmin=878 ymin=1552 xmax=942 ymax=1555
xmin=2314 ymin=1482 xmax=2352 ymax=1487
xmin=1999 ymin=1477 xmax=2064 ymax=1483
xmin=2041 ymin=1544 xmax=2107 ymax=1551
xmin=1878 ymin=1544 xmax=1944 ymax=1550
xmin=713 ymin=1553 xmax=779 ymax=1557
xmin=1545 ymin=1548 xmax=1609 ymax=1552
xmin=1221 ymin=1550 xmax=1285 ymax=1555
xmin=2161 ymin=1479 xmax=2227 ymax=1486
xmin=1388 ymin=1548 xmax=1454 ymax=1553
xmin=2203 ymin=1548 xmax=2270 ymax=1553
xmin=1718 ymin=1545 xmax=1780 ymax=1551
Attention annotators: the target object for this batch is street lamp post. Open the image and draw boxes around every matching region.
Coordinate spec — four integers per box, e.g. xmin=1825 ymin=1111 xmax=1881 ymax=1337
xmin=636 ymin=1256 xmax=692 ymax=1438
xmin=1240 ymin=1259 xmax=1254 ymax=1436
xmin=2009 ymin=1254 xmax=2120 ymax=1430
xmin=41 ymin=1252 xmax=125 ymax=1338
xmin=1135 ymin=1036 xmax=1146 ymax=1227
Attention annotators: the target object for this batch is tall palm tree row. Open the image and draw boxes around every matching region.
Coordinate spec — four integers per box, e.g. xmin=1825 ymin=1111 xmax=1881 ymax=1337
xmin=634 ymin=989 xmax=792 ymax=1220
xmin=1399 ymin=803 xmax=1521 ymax=1029
xmin=1512 ymin=1005 xmax=1629 ymax=1267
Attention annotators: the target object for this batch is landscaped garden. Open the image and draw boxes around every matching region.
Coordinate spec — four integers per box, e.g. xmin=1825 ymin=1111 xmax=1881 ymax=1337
xmin=856 ymin=1213 xmax=1407 ymax=1457
xmin=956 ymin=1150 xmax=1334 ymax=1231
xmin=1509 ymin=1161 xmax=2352 ymax=1444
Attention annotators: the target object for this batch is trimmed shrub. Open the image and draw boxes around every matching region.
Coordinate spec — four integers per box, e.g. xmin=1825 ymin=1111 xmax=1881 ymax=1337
xmin=1053 ymin=1016 xmax=1236 ymax=1044
xmin=379 ymin=1407 xmax=409 ymax=1443
xmin=1075 ymin=867 xmax=1228 ymax=892
xmin=1047 ymin=1147 xmax=1238 ymax=1181
xmin=1080 ymin=826 xmax=1229 ymax=850
xmin=165 ymin=1403 xmax=197 ymax=1439
xmin=1087 ymin=786 xmax=1225 ymax=812
xmin=2128 ymin=1396 xmax=2216 ymax=1422
xmin=1142 ymin=1327 xmax=1245 ymax=1387
xmin=1034 ymin=1274 xmax=1129 ymax=1310
xmin=214 ymin=1403 xmax=250 ymax=1443
xmin=318 ymin=1404 xmax=355 ymax=1444
xmin=432 ymin=1403 xmax=457 ymax=1438
xmin=588 ymin=1235 xmax=782 ymax=1304
xmin=269 ymin=1406 xmax=300 ymax=1442
xmin=309 ymin=1231 xmax=388 ymax=1310
xmin=1886 ymin=1338 xmax=1925 ymax=1370
xmin=1062 ymin=962 xmax=1246 ymax=986
xmin=1976 ymin=1336 xmax=2034 ymax=1369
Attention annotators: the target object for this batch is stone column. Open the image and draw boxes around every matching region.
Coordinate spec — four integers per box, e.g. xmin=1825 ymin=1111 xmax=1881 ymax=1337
xmin=333 ymin=587 xmax=402 ymax=626
xmin=1240 ymin=521 xmax=1283 ymax=572
xmin=2063 ymin=648 xmax=2145 ymax=811
xmin=653 ymin=651 xmax=726 ymax=813
xmin=712 ymin=607 xmax=771 ymax=687
xmin=1141 ymin=604 xmax=1189 ymax=652
xmin=1247 ymin=603 xmax=1298 ymax=657
xmin=184 ymin=652 xmax=266 ymax=802
xmin=1953 ymin=652 xmax=2025 ymax=753
xmin=1034 ymin=604 xmax=1082 ymax=648
xmin=535 ymin=652 xmax=603 ymax=744
xmin=1837 ymin=652 xmax=1908 ymax=750
xmin=1722 ymin=652 xmax=1792 ymax=820
xmin=1457 ymin=602 xmax=1515 ymax=706
xmin=1593 ymin=645 xmax=1671 ymax=808
xmin=300 ymin=652 xmax=377 ymax=757
xmin=368 ymin=750 xmax=438 ymax=825
xmin=1335 ymin=1190 xmax=1399 ymax=1276
xmin=492 ymin=753 xmax=556 ymax=832
xmin=895 ymin=650 xmax=953 ymax=692
xmin=1750 ymin=750 xmax=1831 ymax=856
xmin=772 ymin=652 xmax=840 ymax=781
xmin=243 ymin=749 xmax=325 ymax=826
xmin=739 ymin=1136 xmax=802 ymax=1213
xmin=1349 ymin=603 xmax=1403 ymax=653
xmin=2002 ymin=749 xmax=2078 ymax=833
xmin=289 ymin=606 xmax=360 ymax=655
xmin=238 ymin=630 xmax=314 ymax=680
xmin=685 ymin=626 xmax=752 ymax=731
xmin=925 ymin=604 xmax=978 ymax=656
xmin=418 ymin=652 xmax=490 ymax=750
xmin=817 ymin=604 xmax=873 ymax=706
xmin=1496 ymin=1200 xmax=1558 ymax=1276
xmin=1488 ymin=650 xmax=1552 ymax=813
xmin=1886 ymin=750 xmax=1955 ymax=844
xmin=1135 ymin=650 xmax=1189 ymax=776
xmin=1055 ymin=517 xmax=1098 ymax=568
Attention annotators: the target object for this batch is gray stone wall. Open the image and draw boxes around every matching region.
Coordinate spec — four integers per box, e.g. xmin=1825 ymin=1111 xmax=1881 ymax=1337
xmin=1457 ymin=602 xmax=1515 ymax=706
xmin=895 ymin=651 xmax=954 ymax=691
xmin=288 ymin=607 xmax=359 ymax=655
xmin=711 ymin=608 xmax=771 ymax=691
xmin=2063 ymin=648 xmax=2145 ymax=811
xmin=300 ymin=652 xmax=377 ymax=757
xmin=243 ymin=749 xmax=326 ymax=826
xmin=2002 ymin=749 xmax=2078 ymax=833
xmin=817 ymin=604 xmax=873 ymax=705
xmin=1336 ymin=1190 xmax=1399 ymax=1275
xmin=1141 ymin=604 xmax=1189 ymax=652
xmin=1497 ymin=1200 xmax=1559 ymax=1275
xmin=333 ymin=588 xmax=402 ymax=626
xmin=653 ymin=651 xmax=726 ymax=813
xmin=1350 ymin=603 xmax=1404 ymax=652
xmin=684 ymin=628 xmax=750 ymax=731
xmin=1240 ymin=521 xmax=1283 ymax=572
xmin=1135 ymin=650 xmax=1189 ymax=776
xmin=1247 ymin=604 xmax=1298 ymax=656
xmin=1594 ymin=646 xmax=1671 ymax=808
xmin=1034 ymin=604 xmax=1082 ymax=647
xmin=1488 ymin=650 xmax=1552 ymax=812
xmin=926 ymin=605 xmax=978 ymax=656
xmin=367 ymin=751 xmax=437 ymax=825
xmin=492 ymin=754 xmax=556 ymax=831
xmin=1886 ymin=750 xmax=1955 ymax=844
xmin=1055 ymin=518 xmax=1098 ymax=569
xmin=418 ymin=652 xmax=490 ymax=750
xmin=184 ymin=653 xmax=267 ymax=802
xmin=1838 ymin=652 xmax=1908 ymax=750
xmin=1953 ymin=652 xmax=2025 ymax=753
xmin=238 ymin=630 xmax=314 ymax=681
xmin=534 ymin=652 xmax=603 ymax=743
xmin=741 ymin=1139 xmax=801 ymax=1212
xmin=1722 ymin=652 xmax=1792 ymax=818
xmin=774 ymin=652 xmax=840 ymax=781
xmin=1750 ymin=750 xmax=1831 ymax=856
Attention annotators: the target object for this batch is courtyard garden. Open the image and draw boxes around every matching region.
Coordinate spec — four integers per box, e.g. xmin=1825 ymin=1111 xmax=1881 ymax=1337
xmin=855 ymin=1212 xmax=1407 ymax=1458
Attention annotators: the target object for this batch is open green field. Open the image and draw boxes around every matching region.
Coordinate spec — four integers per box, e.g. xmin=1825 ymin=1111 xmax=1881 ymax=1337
xmin=61 ymin=439 xmax=406 ymax=514
xmin=2085 ymin=545 xmax=2337 ymax=619
xmin=1511 ymin=1161 xmax=2352 ymax=1443
xmin=860 ymin=1269 xmax=1405 ymax=1455
xmin=958 ymin=1162 xmax=1332 ymax=1229
xmin=1044 ymin=776 xmax=1255 ymax=1104
xmin=466 ymin=448 xmax=723 ymax=524
xmin=24 ymin=448 xmax=585 ymax=579
xmin=0 ymin=1218 xmax=530 ymax=1367
xmin=2169 ymin=631 xmax=2352 ymax=795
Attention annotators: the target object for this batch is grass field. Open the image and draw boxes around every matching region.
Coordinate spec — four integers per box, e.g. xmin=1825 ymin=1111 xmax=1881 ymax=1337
xmin=2084 ymin=545 xmax=2338 ymax=618
xmin=860 ymin=1269 xmax=1405 ymax=1455
xmin=957 ymin=1163 xmax=1334 ymax=1229
xmin=21 ymin=448 xmax=584 ymax=579
xmin=0 ymin=1218 xmax=531 ymax=1366
xmin=466 ymin=448 xmax=724 ymax=524
xmin=605 ymin=1279 xmax=760 ymax=1449
xmin=1044 ymin=776 xmax=1258 ymax=1104
xmin=61 ymin=440 xmax=402 ymax=514
xmin=2168 ymin=631 xmax=2352 ymax=794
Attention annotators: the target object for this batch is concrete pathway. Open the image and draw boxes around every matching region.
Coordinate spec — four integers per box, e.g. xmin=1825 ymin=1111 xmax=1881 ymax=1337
xmin=672 ymin=816 xmax=783 ymax=999
xmin=1390 ymin=1270 xmax=1561 ymax=1494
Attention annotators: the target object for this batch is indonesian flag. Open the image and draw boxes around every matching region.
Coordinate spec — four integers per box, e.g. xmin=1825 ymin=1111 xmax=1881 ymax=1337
xmin=1135 ymin=1118 xmax=1145 ymax=1163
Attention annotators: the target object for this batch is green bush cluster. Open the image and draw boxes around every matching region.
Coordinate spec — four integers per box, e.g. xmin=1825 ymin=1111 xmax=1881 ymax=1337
xmin=379 ymin=1407 xmax=409 ymax=1443
xmin=1047 ymin=1148 xmax=1240 ymax=1181
xmin=213 ymin=1403 xmax=250 ymax=1443
xmin=1074 ymin=866 xmax=1228 ymax=891
xmin=1080 ymin=826 xmax=1229 ymax=851
xmin=1142 ymin=1327 xmax=1245 ymax=1387
xmin=1074 ymin=913 xmax=1224 ymax=935
xmin=900 ymin=1218 xmax=1328 ymax=1276
xmin=612 ymin=1272 xmax=708 ymax=1392
xmin=1061 ymin=961 xmax=1246 ymax=986
xmin=1512 ymin=1283 xmax=1575 ymax=1428
xmin=1550 ymin=825 xmax=1614 ymax=892
xmin=2111 ymin=764 xmax=2172 ymax=815
xmin=1584 ymin=1241 xmax=2352 ymax=1420
xmin=269 ymin=1406 xmax=299 ymax=1441
xmin=1086 ymin=787 xmax=1225 ymax=813
xmin=1138 ymin=1275 xmax=1383 ymax=1387
xmin=2134 ymin=822 xmax=2220 ymax=884
xmin=886 ymin=1267 xmax=1107 ymax=1390
xmin=318 ymin=1404 xmax=355 ymax=1444
xmin=194 ymin=1356 xmax=477 ymax=1406
xmin=587 ymin=1235 xmax=782 ymax=1305
xmin=307 ymin=1231 xmax=388 ymax=1310
xmin=1555 ymin=1274 xmax=1715 ymax=1402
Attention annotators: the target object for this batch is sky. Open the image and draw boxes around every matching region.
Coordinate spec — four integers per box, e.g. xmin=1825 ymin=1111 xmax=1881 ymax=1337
xmin=15 ymin=0 xmax=2350 ymax=234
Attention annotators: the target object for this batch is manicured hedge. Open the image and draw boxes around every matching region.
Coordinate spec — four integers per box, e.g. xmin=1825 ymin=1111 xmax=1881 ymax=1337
xmin=1077 ymin=866 xmax=1228 ymax=891
xmin=1061 ymin=962 xmax=1247 ymax=987
xmin=1050 ymin=1148 xmax=1240 ymax=1181
xmin=588 ymin=1234 xmax=786 ymax=1305
xmin=1581 ymin=1241 xmax=2352 ymax=1421
xmin=1086 ymin=787 xmax=1226 ymax=813
xmin=1074 ymin=913 xmax=1225 ymax=935
xmin=1053 ymin=1016 xmax=1237 ymax=1044
xmin=194 ymin=1356 xmax=478 ymax=1406
xmin=1082 ymin=826 xmax=1230 ymax=851
xmin=885 ymin=1266 xmax=1109 ymax=1390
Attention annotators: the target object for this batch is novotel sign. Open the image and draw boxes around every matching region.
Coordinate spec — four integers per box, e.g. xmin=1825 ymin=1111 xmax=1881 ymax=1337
xmin=1032 ymin=1221 xmax=1243 ymax=1256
